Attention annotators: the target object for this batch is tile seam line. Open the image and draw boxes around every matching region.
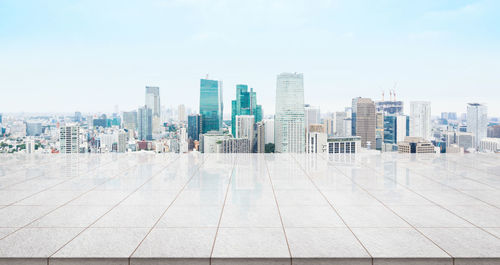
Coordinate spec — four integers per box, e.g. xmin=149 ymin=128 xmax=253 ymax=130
xmin=209 ymin=155 xmax=238 ymax=265
xmin=127 ymin=154 xmax=211 ymax=263
xmin=0 ymin=156 xmax=134 ymax=241
xmin=47 ymin=155 xmax=181 ymax=261
xmin=0 ymin=156 xmax=118 ymax=209
xmin=264 ymin=155 xmax=293 ymax=265
xmin=0 ymin=156 xmax=63 ymax=189
xmin=291 ymin=154 xmax=373 ymax=264
xmin=328 ymin=157 xmax=453 ymax=258
xmin=371 ymin=158 xmax=500 ymax=240
xmin=420 ymin=158 xmax=500 ymax=191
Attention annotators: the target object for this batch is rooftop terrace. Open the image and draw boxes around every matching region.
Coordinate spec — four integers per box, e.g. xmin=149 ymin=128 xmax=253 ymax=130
xmin=0 ymin=153 xmax=499 ymax=265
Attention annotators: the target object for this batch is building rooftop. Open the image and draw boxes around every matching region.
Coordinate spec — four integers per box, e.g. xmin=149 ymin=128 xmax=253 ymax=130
xmin=0 ymin=153 xmax=499 ymax=265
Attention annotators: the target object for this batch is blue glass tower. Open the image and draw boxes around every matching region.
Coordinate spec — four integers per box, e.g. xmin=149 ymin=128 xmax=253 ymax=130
xmin=200 ymin=79 xmax=223 ymax=133
xmin=231 ymin=84 xmax=263 ymax=136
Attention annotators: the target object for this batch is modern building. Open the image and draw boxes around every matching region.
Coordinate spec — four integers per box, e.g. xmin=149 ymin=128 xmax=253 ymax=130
xmin=26 ymin=122 xmax=42 ymax=136
xmin=275 ymin=72 xmax=305 ymax=153
xmin=200 ymin=131 xmax=229 ymax=153
xmin=25 ymin=139 xmax=36 ymax=154
xmin=467 ymin=103 xmax=488 ymax=148
xmin=376 ymin=100 xmax=404 ymax=115
xmin=221 ymin=138 xmax=251 ymax=153
xmin=188 ymin=114 xmax=202 ymax=141
xmin=231 ymin=84 xmax=262 ymax=136
xmin=479 ymin=138 xmax=500 ymax=153
xmin=383 ymin=115 xmax=409 ymax=145
xmin=398 ymin=137 xmax=436 ymax=153
xmin=327 ymin=136 xmax=361 ymax=154
xmin=235 ymin=115 xmax=255 ymax=150
xmin=488 ymin=125 xmax=500 ymax=138
xmin=138 ymin=106 xmax=153 ymax=141
xmin=122 ymin=111 xmax=137 ymax=131
xmin=355 ymin=98 xmax=376 ymax=149
xmin=60 ymin=125 xmax=80 ymax=154
xmin=375 ymin=112 xmax=384 ymax=150
xmin=256 ymin=121 xmax=265 ymax=153
xmin=410 ymin=101 xmax=432 ymax=140
xmin=117 ymin=131 xmax=128 ymax=153
xmin=145 ymin=86 xmax=161 ymax=134
xmin=304 ymin=104 xmax=320 ymax=133
xmin=307 ymin=124 xmax=327 ymax=153
xmin=178 ymin=104 xmax=187 ymax=123
xmin=323 ymin=117 xmax=335 ymax=136
xmin=200 ymin=78 xmax=223 ymax=133
xmin=263 ymin=119 xmax=274 ymax=144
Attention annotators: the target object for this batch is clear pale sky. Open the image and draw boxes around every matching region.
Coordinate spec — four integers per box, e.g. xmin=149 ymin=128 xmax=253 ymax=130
xmin=1 ymin=0 xmax=499 ymax=117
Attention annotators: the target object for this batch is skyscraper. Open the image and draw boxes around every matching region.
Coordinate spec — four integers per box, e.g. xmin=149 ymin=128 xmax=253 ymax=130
xmin=231 ymin=84 xmax=262 ymax=136
xmin=138 ymin=106 xmax=153 ymax=141
xmin=235 ymin=115 xmax=255 ymax=149
xmin=351 ymin=97 xmax=360 ymax=136
xmin=410 ymin=101 xmax=431 ymax=140
xmin=355 ymin=98 xmax=376 ymax=149
xmin=275 ymin=72 xmax=305 ymax=153
xmin=467 ymin=103 xmax=488 ymax=148
xmin=188 ymin=114 xmax=202 ymax=141
xmin=145 ymin=86 xmax=161 ymax=134
xmin=304 ymin=104 xmax=320 ymax=132
xmin=200 ymin=78 xmax=223 ymax=133
xmin=178 ymin=104 xmax=187 ymax=123
xmin=122 ymin=111 xmax=137 ymax=131
xmin=60 ymin=125 xmax=80 ymax=154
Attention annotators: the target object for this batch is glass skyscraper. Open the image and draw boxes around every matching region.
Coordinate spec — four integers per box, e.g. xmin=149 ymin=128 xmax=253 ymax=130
xmin=231 ymin=84 xmax=262 ymax=136
xmin=200 ymin=79 xmax=223 ymax=133
xmin=467 ymin=103 xmax=488 ymax=148
xmin=188 ymin=114 xmax=202 ymax=141
xmin=138 ymin=106 xmax=152 ymax=141
xmin=275 ymin=72 xmax=305 ymax=153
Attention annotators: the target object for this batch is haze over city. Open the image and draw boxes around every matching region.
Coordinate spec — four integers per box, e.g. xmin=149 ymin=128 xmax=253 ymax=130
xmin=1 ymin=0 xmax=500 ymax=116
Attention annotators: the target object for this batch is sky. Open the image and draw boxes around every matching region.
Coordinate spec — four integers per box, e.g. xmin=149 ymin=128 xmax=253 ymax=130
xmin=1 ymin=0 xmax=499 ymax=118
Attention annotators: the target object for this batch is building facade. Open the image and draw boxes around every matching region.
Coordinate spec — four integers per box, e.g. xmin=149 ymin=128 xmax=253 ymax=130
xmin=188 ymin=114 xmax=202 ymax=141
xmin=355 ymin=98 xmax=376 ymax=149
xmin=138 ymin=106 xmax=153 ymax=141
xmin=231 ymin=84 xmax=262 ymax=136
xmin=410 ymin=101 xmax=431 ymax=140
xmin=275 ymin=72 xmax=305 ymax=153
xmin=467 ymin=103 xmax=488 ymax=148
xmin=327 ymin=136 xmax=361 ymax=154
xmin=200 ymin=78 xmax=223 ymax=133
xmin=60 ymin=125 xmax=80 ymax=154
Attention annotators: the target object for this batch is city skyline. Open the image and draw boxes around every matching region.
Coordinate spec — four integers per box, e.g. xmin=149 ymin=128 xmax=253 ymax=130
xmin=1 ymin=0 xmax=500 ymax=116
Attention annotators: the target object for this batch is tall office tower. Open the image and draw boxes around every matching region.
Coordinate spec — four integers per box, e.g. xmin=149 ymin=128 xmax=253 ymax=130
xmin=335 ymin=112 xmax=347 ymax=136
xmin=275 ymin=72 xmax=305 ymax=153
xmin=178 ymin=104 xmax=187 ymax=123
xmin=304 ymin=105 xmax=320 ymax=132
xmin=355 ymin=98 xmax=376 ymax=149
xmin=263 ymin=119 xmax=275 ymax=144
xmin=352 ymin=97 xmax=360 ymax=136
xmin=74 ymin=112 xmax=82 ymax=122
xmin=384 ymin=115 xmax=409 ymax=145
xmin=188 ymin=114 xmax=202 ymax=141
xmin=344 ymin=118 xmax=352 ymax=137
xmin=235 ymin=115 xmax=255 ymax=139
xmin=256 ymin=121 xmax=265 ymax=153
xmin=467 ymin=103 xmax=488 ymax=148
xmin=137 ymin=106 xmax=153 ymax=141
xmin=410 ymin=101 xmax=432 ymax=140
xmin=26 ymin=122 xmax=42 ymax=136
xmin=178 ymin=127 xmax=188 ymax=153
xmin=26 ymin=139 xmax=36 ymax=154
xmin=122 ymin=111 xmax=137 ymax=131
xmin=376 ymin=100 xmax=404 ymax=115
xmin=200 ymin=78 xmax=223 ymax=133
xmin=145 ymin=86 xmax=161 ymax=134
xmin=488 ymin=125 xmax=500 ymax=138
xmin=231 ymin=84 xmax=263 ymax=136
xmin=60 ymin=125 xmax=80 ymax=154
xmin=117 ymin=131 xmax=128 ymax=153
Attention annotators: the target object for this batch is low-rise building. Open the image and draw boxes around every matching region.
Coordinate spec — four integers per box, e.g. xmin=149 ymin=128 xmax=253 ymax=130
xmin=398 ymin=137 xmax=437 ymax=153
xmin=327 ymin=136 xmax=361 ymax=154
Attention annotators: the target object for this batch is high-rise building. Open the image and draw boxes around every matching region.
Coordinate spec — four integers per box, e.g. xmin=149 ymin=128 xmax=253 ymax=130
xmin=275 ymin=72 xmax=305 ymax=153
xmin=256 ymin=121 xmax=265 ymax=153
xmin=335 ymin=112 xmax=347 ymax=136
xmin=352 ymin=97 xmax=360 ymax=136
xmin=231 ymin=84 xmax=262 ymax=136
xmin=323 ymin=117 xmax=335 ymax=136
xmin=376 ymin=100 xmax=404 ymax=115
xmin=376 ymin=112 xmax=384 ymax=150
xmin=117 ymin=131 xmax=128 ymax=153
xmin=178 ymin=104 xmax=187 ymax=123
xmin=60 ymin=125 xmax=80 ymax=154
xmin=200 ymin=78 xmax=223 ymax=133
xmin=410 ymin=101 xmax=432 ymax=140
xmin=235 ymin=115 xmax=255 ymax=150
xmin=488 ymin=125 xmax=500 ymax=138
xmin=145 ymin=86 xmax=161 ymax=134
xmin=26 ymin=139 xmax=36 ymax=154
xmin=304 ymin=105 xmax=320 ymax=132
xmin=0 ymin=113 xmax=2 ymax=124
xmin=188 ymin=114 xmax=202 ymax=141
xmin=26 ymin=122 xmax=42 ymax=136
xmin=467 ymin=103 xmax=488 ymax=148
xmin=74 ymin=112 xmax=82 ymax=123
xmin=263 ymin=119 xmax=274 ymax=144
xmin=122 ymin=111 xmax=137 ymax=131
xmin=221 ymin=138 xmax=251 ymax=153
xmin=138 ymin=106 xmax=153 ymax=141
xmin=384 ymin=115 xmax=409 ymax=145
xmin=355 ymin=98 xmax=376 ymax=149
